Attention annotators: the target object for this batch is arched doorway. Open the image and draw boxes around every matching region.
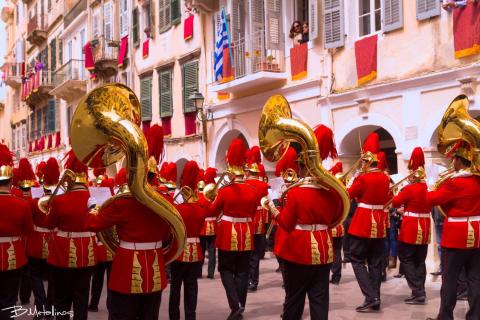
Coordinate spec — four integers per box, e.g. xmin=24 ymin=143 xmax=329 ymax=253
xmin=215 ymin=130 xmax=250 ymax=172
xmin=339 ymin=126 xmax=398 ymax=174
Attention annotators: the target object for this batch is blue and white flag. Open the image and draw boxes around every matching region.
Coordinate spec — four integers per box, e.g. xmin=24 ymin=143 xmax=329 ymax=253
xmin=214 ymin=8 xmax=228 ymax=82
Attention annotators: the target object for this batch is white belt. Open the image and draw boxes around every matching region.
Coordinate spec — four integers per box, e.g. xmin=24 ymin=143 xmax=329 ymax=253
xmin=358 ymin=203 xmax=384 ymax=210
xmin=0 ymin=236 xmax=20 ymax=243
xmin=256 ymin=206 xmax=263 ymax=211
xmin=119 ymin=240 xmax=163 ymax=250
xmin=221 ymin=216 xmax=252 ymax=223
xmin=447 ymin=216 xmax=480 ymax=223
xmin=186 ymin=237 xmax=200 ymax=243
xmin=34 ymin=226 xmax=52 ymax=233
xmin=404 ymin=212 xmax=431 ymax=218
xmin=56 ymin=231 xmax=96 ymax=238
xmin=205 ymin=217 xmax=216 ymax=222
xmin=295 ymin=224 xmax=328 ymax=231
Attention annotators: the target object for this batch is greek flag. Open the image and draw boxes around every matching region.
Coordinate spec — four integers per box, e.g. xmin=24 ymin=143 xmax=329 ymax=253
xmin=214 ymin=8 xmax=228 ymax=82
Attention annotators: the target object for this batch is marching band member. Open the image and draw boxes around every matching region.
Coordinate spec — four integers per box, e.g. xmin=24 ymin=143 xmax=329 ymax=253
xmin=426 ymin=141 xmax=480 ymax=320
xmin=391 ymin=147 xmax=431 ymax=305
xmin=245 ymin=146 xmax=269 ymax=292
xmin=329 ymin=161 xmax=344 ymax=285
xmin=45 ymin=150 xmax=97 ymax=320
xmin=347 ymin=132 xmax=391 ymax=312
xmin=169 ymin=161 xmax=207 ymax=320
xmin=208 ymin=138 xmax=259 ymax=320
xmin=27 ymin=157 xmax=59 ymax=314
xmin=0 ymin=144 xmax=33 ymax=320
xmin=198 ymin=167 xmax=217 ymax=279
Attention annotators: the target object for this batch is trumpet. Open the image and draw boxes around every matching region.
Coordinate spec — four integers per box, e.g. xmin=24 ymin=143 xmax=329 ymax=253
xmin=172 ymin=186 xmax=197 ymax=204
xmin=203 ymin=171 xmax=234 ymax=202
xmin=261 ymin=196 xmax=280 ymax=239
xmin=383 ymin=167 xmax=426 ymax=209
xmin=336 ymin=158 xmax=362 ymax=186
xmin=38 ymin=169 xmax=76 ymax=214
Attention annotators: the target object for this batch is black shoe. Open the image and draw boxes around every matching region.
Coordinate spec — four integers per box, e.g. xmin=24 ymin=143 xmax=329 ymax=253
xmin=207 ymin=274 xmax=214 ymax=279
xmin=430 ymin=271 xmax=442 ymax=276
xmin=248 ymin=283 xmax=257 ymax=292
xmin=342 ymin=257 xmax=351 ymax=263
xmin=330 ymin=278 xmax=340 ymax=285
xmin=88 ymin=305 xmax=99 ymax=312
xmin=381 ymin=273 xmax=387 ymax=282
xmin=393 ymin=273 xmax=404 ymax=278
xmin=275 ymin=267 xmax=281 ymax=273
xmin=457 ymin=291 xmax=468 ymax=301
xmin=355 ymin=299 xmax=380 ymax=312
xmin=226 ymin=307 xmax=244 ymax=320
xmin=405 ymin=296 xmax=426 ymax=305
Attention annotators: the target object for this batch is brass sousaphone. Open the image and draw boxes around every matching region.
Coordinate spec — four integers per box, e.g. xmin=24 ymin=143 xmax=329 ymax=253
xmin=70 ymin=83 xmax=186 ymax=263
xmin=259 ymin=95 xmax=350 ymax=228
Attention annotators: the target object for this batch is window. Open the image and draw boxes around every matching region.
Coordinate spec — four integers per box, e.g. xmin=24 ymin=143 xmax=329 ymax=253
xmin=104 ymin=2 xmax=112 ymax=41
xmin=120 ymin=0 xmax=128 ymax=37
xmin=93 ymin=12 xmax=100 ymax=38
xmin=36 ymin=109 xmax=41 ymax=138
xmin=359 ymin=0 xmax=382 ymax=36
xmin=132 ymin=7 xmax=140 ymax=47
xmin=50 ymin=39 xmax=56 ymax=71
xmin=159 ymin=0 xmax=181 ymax=33
xmin=158 ymin=69 xmax=173 ymax=118
xmin=46 ymin=99 xmax=56 ymax=133
xmin=21 ymin=125 xmax=26 ymax=149
xmin=12 ymin=129 xmax=16 ymax=151
xmin=182 ymin=60 xmax=198 ymax=113
xmin=140 ymin=76 xmax=152 ymax=121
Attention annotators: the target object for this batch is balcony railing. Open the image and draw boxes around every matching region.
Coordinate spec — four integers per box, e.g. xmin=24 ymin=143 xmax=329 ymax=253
xmin=50 ymin=59 xmax=87 ymax=101
xmin=91 ymin=35 xmax=119 ymax=78
xmin=24 ymin=69 xmax=55 ymax=105
xmin=64 ymin=0 xmax=86 ymax=28
xmin=3 ymin=62 xmax=23 ymax=87
xmin=27 ymin=15 xmax=48 ymax=46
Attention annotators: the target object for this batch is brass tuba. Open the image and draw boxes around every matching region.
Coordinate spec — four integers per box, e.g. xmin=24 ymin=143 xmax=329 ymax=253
xmin=38 ymin=169 xmax=76 ymax=214
xmin=70 ymin=83 xmax=186 ymax=263
xmin=258 ymin=95 xmax=350 ymax=228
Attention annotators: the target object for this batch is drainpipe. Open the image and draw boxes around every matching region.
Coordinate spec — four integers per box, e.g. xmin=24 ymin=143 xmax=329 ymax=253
xmin=200 ymin=9 xmax=209 ymax=168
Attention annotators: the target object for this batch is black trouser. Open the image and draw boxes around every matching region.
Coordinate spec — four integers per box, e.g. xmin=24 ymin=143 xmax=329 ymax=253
xmin=0 ymin=268 xmax=22 ymax=320
xmin=89 ymin=261 xmax=112 ymax=310
xmin=350 ymin=235 xmax=384 ymax=302
xmin=19 ymin=264 xmax=31 ymax=304
xmin=169 ymin=261 xmax=200 ymax=320
xmin=342 ymin=218 xmax=352 ymax=261
xmin=199 ymin=236 xmax=216 ymax=278
xmin=218 ymin=250 xmax=251 ymax=312
xmin=282 ymin=260 xmax=330 ymax=320
xmin=330 ymin=237 xmax=343 ymax=282
xmin=109 ymin=290 xmax=162 ymax=320
xmin=51 ymin=266 xmax=93 ymax=320
xmin=398 ymin=242 xmax=427 ymax=298
xmin=28 ymin=258 xmax=51 ymax=312
xmin=438 ymin=248 xmax=480 ymax=320
xmin=249 ymin=233 xmax=266 ymax=287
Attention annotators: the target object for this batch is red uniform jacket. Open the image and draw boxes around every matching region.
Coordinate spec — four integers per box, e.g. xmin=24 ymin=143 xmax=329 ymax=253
xmin=348 ymin=170 xmax=390 ymax=239
xmin=85 ymin=196 xmax=171 ymax=294
xmin=175 ymin=201 xmax=207 ymax=262
xmin=245 ymin=178 xmax=269 ymax=234
xmin=209 ymin=181 xmax=259 ymax=251
xmin=427 ymin=172 xmax=480 ymax=249
xmin=46 ymin=189 xmax=97 ymax=268
xmin=392 ymin=182 xmax=431 ymax=245
xmin=26 ymin=198 xmax=52 ymax=259
xmin=274 ymin=184 xmax=338 ymax=265
xmin=198 ymin=193 xmax=216 ymax=236
xmin=95 ymin=239 xmax=114 ymax=262
xmin=0 ymin=193 xmax=33 ymax=270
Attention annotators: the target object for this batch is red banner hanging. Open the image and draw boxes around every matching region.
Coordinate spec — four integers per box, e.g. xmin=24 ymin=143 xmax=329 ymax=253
xmin=290 ymin=43 xmax=308 ymax=81
xmin=355 ymin=35 xmax=378 ymax=86
xmin=453 ymin=1 xmax=480 ymax=58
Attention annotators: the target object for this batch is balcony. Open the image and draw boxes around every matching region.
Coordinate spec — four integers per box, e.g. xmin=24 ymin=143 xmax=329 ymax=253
xmin=11 ymin=107 xmax=29 ymax=125
xmin=50 ymin=59 xmax=87 ymax=101
xmin=3 ymin=62 xmax=23 ymax=88
xmin=91 ymin=35 xmax=119 ymax=78
xmin=27 ymin=15 xmax=48 ymax=47
xmin=48 ymin=0 xmax=64 ymax=27
xmin=25 ymin=69 xmax=55 ymax=106
xmin=190 ymin=0 xmax=218 ymax=12
xmin=209 ymin=29 xmax=287 ymax=95
xmin=64 ymin=0 xmax=86 ymax=29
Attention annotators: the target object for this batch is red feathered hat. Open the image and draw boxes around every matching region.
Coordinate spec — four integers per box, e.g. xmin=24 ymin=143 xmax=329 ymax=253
xmin=204 ymin=167 xmax=217 ymax=184
xmin=408 ymin=147 xmax=425 ymax=171
xmin=314 ymin=125 xmax=338 ymax=161
xmin=146 ymin=124 xmax=164 ymax=173
xmin=362 ymin=132 xmax=380 ymax=163
xmin=0 ymin=143 xmax=14 ymax=181
xmin=196 ymin=168 xmax=205 ymax=190
xmin=100 ymin=177 xmax=115 ymax=196
xmin=17 ymin=158 xmax=36 ymax=188
xmin=36 ymin=161 xmax=47 ymax=181
xmin=181 ymin=160 xmax=200 ymax=190
xmin=164 ymin=162 xmax=177 ymax=189
xmin=258 ymin=163 xmax=266 ymax=180
xmin=377 ymin=151 xmax=389 ymax=172
xmin=226 ymin=138 xmax=247 ymax=175
xmin=275 ymin=147 xmax=299 ymax=177
xmin=93 ymin=168 xmax=106 ymax=177
xmin=43 ymin=157 xmax=60 ymax=188
xmin=246 ymin=146 xmax=262 ymax=173
xmin=159 ymin=162 xmax=169 ymax=183
xmin=63 ymin=149 xmax=88 ymax=184
xmin=329 ymin=162 xmax=343 ymax=176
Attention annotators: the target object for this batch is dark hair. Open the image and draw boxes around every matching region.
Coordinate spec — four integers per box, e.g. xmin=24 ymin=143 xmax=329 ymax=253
xmin=289 ymin=20 xmax=302 ymax=39
xmin=0 ymin=179 xmax=11 ymax=187
xmin=455 ymin=155 xmax=471 ymax=168
xmin=147 ymin=172 xmax=156 ymax=183
xmin=370 ymin=161 xmax=379 ymax=168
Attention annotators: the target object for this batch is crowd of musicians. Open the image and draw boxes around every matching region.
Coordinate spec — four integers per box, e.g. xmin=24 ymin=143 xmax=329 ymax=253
xmin=1 ymin=103 xmax=480 ymax=320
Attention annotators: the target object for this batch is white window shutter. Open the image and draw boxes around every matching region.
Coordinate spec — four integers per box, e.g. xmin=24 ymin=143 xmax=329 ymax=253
xmin=120 ymin=0 xmax=128 ymax=36
xmin=104 ymin=2 xmax=112 ymax=40
xmin=323 ymin=0 xmax=344 ymax=49
xmin=309 ymin=0 xmax=318 ymax=40
xmin=93 ymin=12 xmax=100 ymax=38
xmin=382 ymin=0 xmax=403 ymax=33
xmin=416 ymin=0 xmax=440 ymax=21
xmin=264 ymin=0 xmax=282 ymax=50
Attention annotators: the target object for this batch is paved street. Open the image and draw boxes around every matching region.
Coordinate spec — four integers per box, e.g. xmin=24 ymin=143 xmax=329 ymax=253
xmin=16 ymin=252 xmax=469 ymax=320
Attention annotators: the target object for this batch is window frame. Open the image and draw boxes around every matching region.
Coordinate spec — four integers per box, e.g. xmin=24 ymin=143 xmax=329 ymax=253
xmin=158 ymin=68 xmax=173 ymax=118
xmin=357 ymin=0 xmax=382 ymax=39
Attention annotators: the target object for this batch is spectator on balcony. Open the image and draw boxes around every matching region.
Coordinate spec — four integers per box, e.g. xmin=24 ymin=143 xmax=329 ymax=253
xmin=34 ymin=59 xmax=44 ymax=72
xmin=289 ymin=21 xmax=303 ymax=47
xmin=442 ymin=0 xmax=468 ymax=11
xmin=301 ymin=22 xmax=309 ymax=44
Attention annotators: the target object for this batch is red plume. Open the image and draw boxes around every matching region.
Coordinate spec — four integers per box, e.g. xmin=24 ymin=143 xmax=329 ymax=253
xmin=275 ymin=147 xmax=299 ymax=177
xmin=181 ymin=160 xmax=200 ymax=190
xmin=314 ymin=125 xmax=338 ymax=161
xmin=146 ymin=124 xmax=164 ymax=164
xmin=93 ymin=168 xmax=106 ymax=177
xmin=362 ymin=132 xmax=380 ymax=154
xmin=17 ymin=158 xmax=36 ymax=182
xmin=36 ymin=161 xmax=47 ymax=179
xmin=258 ymin=163 xmax=266 ymax=178
xmin=115 ymin=168 xmax=127 ymax=186
xmin=246 ymin=146 xmax=262 ymax=166
xmin=63 ymin=150 xmax=88 ymax=175
xmin=408 ymin=147 xmax=425 ymax=170
xmin=43 ymin=157 xmax=60 ymax=186
xmin=12 ymin=168 xmax=19 ymax=186
xmin=196 ymin=168 xmax=205 ymax=184
xmin=165 ymin=162 xmax=177 ymax=183
xmin=226 ymin=138 xmax=247 ymax=168
xmin=0 ymin=143 xmax=14 ymax=168
xmin=204 ymin=167 xmax=217 ymax=184
xmin=329 ymin=162 xmax=343 ymax=176
xmin=377 ymin=152 xmax=389 ymax=171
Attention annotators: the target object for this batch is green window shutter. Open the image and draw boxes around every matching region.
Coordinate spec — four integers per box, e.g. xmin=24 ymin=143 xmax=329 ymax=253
xmin=140 ymin=77 xmax=152 ymax=121
xmin=182 ymin=60 xmax=198 ymax=114
xmin=50 ymin=39 xmax=56 ymax=71
xmin=36 ymin=109 xmax=41 ymax=137
xmin=58 ymin=39 xmax=63 ymax=66
xmin=171 ymin=0 xmax=180 ymax=25
xmin=159 ymin=0 xmax=171 ymax=33
xmin=132 ymin=7 xmax=140 ymax=48
xmin=47 ymin=99 xmax=55 ymax=133
xmin=159 ymin=69 xmax=173 ymax=118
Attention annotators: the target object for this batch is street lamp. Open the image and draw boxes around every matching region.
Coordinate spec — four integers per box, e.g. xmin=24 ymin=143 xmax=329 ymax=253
xmin=189 ymin=90 xmax=212 ymax=143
